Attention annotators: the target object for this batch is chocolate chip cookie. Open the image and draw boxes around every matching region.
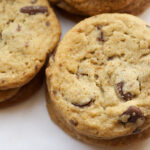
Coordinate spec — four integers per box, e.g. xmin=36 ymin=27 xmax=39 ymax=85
xmin=49 ymin=0 xmax=150 ymax=16
xmin=0 ymin=0 xmax=61 ymax=90
xmin=46 ymin=13 xmax=150 ymax=140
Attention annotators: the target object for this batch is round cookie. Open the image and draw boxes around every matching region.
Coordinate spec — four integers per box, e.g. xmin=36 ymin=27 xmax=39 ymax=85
xmin=0 ymin=88 xmax=20 ymax=102
xmin=50 ymin=0 xmax=149 ymax=16
xmin=46 ymin=13 xmax=150 ymax=140
xmin=0 ymin=0 xmax=61 ymax=90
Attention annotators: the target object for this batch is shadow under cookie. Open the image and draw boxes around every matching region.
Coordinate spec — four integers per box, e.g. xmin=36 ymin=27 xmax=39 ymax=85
xmin=0 ymin=69 xmax=44 ymax=109
xmin=46 ymin=90 xmax=150 ymax=148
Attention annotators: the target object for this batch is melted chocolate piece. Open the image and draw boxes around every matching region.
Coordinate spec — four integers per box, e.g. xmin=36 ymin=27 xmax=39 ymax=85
xmin=120 ymin=106 xmax=144 ymax=124
xmin=20 ymin=6 xmax=48 ymax=15
xmin=116 ymin=82 xmax=135 ymax=101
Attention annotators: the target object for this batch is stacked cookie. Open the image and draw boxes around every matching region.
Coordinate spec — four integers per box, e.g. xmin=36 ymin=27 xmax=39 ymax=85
xmin=46 ymin=13 xmax=150 ymax=143
xmin=50 ymin=0 xmax=150 ymax=16
xmin=0 ymin=0 xmax=60 ymax=102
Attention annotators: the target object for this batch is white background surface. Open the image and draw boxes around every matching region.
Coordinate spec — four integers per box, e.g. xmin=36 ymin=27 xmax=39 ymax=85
xmin=0 ymin=7 xmax=150 ymax=150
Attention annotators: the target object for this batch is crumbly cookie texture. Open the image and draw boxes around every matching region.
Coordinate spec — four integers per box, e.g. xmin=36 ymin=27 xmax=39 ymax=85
xmin=0 ymin=88 xmax=20 ymax=102
xmin=50 ymin=0 xmax=150 ymax=16
xmin=0 ymin=0 xmax=61 ymax=90
xmin=46 ymin=14 xmax=150 ymax=139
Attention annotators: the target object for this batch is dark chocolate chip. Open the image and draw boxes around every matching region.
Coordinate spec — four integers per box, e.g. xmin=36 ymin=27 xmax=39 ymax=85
xmin=70 ymin=120 xmax=78 ymax=126
xmin=72 ymin=98 xmax=94 ymax=108
xmin=146 ymin=25 xmax=150 ymax=28
xmin=20 ymin=6 xmax=48 ymax=15
xmin=116 ymin=82 xmax=135 ymax=101
xmin=120 ymin=106 xmax=144 ymax=124
xmin=16 ymin=25 xmax=21 ymax=32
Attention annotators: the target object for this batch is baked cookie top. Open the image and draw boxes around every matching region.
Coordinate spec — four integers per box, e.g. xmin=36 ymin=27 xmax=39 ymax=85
xmin=46 ymin=14 xmax=150 ymax=139
xmin=0 ymin=0 xmax=61 ymax=90
xmin=64 ymin=0 xmax=133 ymax=15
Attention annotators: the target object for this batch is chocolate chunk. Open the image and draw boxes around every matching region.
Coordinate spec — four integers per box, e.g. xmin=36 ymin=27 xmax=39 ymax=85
xmin=20 ymin=6 xmax=48 ymax=15
xmin=120 ymin=106 xmax=144 ymax=124
xmin=116 ymin=82 xmax=135 ymax=101
xmin=146 ymin=25 xmax=150 ymax=28
xmin=97 ymin=25 xmax=104 ymax=42
xmin=72 ymin=98 xmax=94 ymax=108
xmin=70 ymin=120 xmax=78 ymax=126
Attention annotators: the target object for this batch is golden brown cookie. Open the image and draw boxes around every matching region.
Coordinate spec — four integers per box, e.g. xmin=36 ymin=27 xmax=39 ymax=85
xmin=49 ymin=0 xmax=150 ymax=16
xmin=46 ymin=13 xmax=150 ymax=140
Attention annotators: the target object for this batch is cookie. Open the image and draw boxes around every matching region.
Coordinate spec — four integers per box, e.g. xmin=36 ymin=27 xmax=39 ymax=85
xmin=46 ymin=13 xmax=150 ymax=140
xmin=0 ymin=88 xmax=20 ymax=102
xmin=50 ymin=0 xmax=149 ymax=16
xmin=0 ymin=0 xmax=61 ymax=90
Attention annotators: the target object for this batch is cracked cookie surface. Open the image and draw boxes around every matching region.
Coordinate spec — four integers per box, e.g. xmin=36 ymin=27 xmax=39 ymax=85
xmin=0 ymin=0 xmax=60 ymax=90
xmin=46 ymin=14 xmax=150 ymax=139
